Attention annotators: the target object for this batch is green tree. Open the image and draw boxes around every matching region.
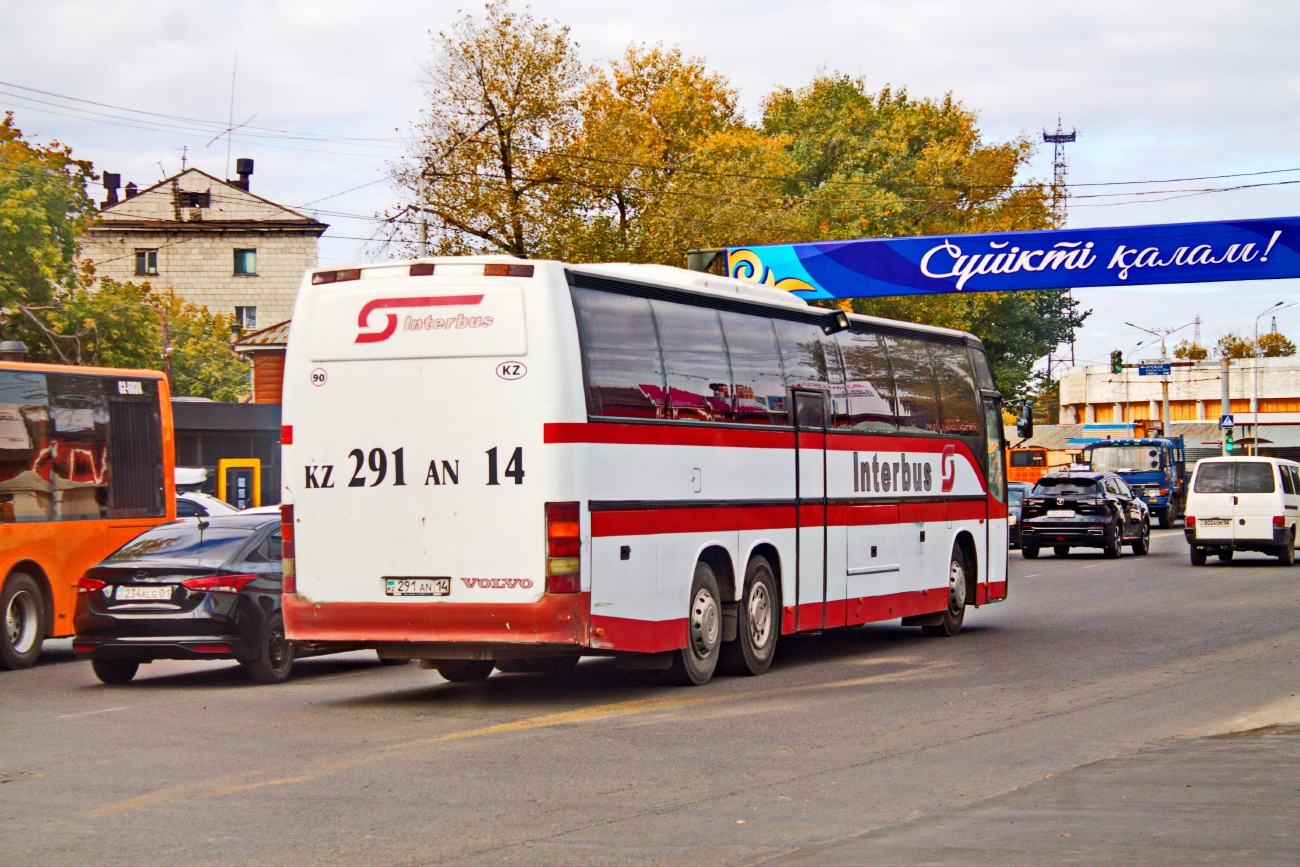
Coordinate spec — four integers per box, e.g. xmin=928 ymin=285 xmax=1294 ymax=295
xmin=155 ymin=291 xmax=250 ymax=402
xmin=1257 ymin=331 xmax=1296 ymax=358
xmin=392 ymin=0 xmax=585 ymax=256
xmin=0 ymin=112 xmax=97 ymax=344
xmin=1216 ymin=332 xmax=1256 ymax=359
xmin=1173 ymin=339 xmax=1208 ymax=361
xmin=761 ymin=76 xmax=1083 ymax=393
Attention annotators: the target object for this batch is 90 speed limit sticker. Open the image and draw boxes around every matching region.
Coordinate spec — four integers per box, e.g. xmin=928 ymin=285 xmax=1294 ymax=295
xmin=310 ymin=368 xmax=328 ymax=387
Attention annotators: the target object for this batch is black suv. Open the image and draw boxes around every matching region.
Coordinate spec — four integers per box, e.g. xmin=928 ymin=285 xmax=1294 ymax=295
xmin=73 ymin=514 xmax=373 ymax=684
xmin=1019 ymin=471 xmax=1150 ymax=559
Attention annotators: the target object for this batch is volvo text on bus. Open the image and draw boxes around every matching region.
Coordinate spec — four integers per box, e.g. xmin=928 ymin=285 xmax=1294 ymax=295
xmin=280 ymin=259 xmax=1008 ymax=685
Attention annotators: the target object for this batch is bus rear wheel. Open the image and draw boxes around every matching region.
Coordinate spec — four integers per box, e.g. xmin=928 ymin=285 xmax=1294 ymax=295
xmin=669 ymin=561 xmax=722 ymax=685
xmin=1 ymin=573 xmax=44 ymax=671
xmin=721 ymin=555 xmax=778 ymax=676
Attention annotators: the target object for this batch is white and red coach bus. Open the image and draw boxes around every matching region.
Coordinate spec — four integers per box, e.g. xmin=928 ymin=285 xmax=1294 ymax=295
xmin=280 ymin=258 xmax=1008 ymax=685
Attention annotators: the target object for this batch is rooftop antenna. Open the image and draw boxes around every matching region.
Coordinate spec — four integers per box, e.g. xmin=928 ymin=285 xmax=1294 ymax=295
xmin=1193 ymin=314 xmax=1202 ymax=346
xmin=1272 ymin=315 xmax=1278 ymax=334
xmin=1043 ymin=117 xmax=1079 ymax=365
xmin=181 ymin=145 xmax=188 ymax=171
xmin=225 ymin=52 xmax=237 ymax=181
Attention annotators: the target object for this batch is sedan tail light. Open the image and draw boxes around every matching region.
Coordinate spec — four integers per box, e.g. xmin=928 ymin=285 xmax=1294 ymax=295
xmin=77 ymin=576 xmax=106 ymax=594
xmin=545 ymin=502 xmax=580 ymax=593
xmin=281 ymin=503 xmax=296 ymax=593
xmin=180 ymin=574 xmax=258 ymax=594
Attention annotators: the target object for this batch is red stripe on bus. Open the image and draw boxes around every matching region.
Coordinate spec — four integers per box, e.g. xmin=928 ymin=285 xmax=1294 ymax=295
xmin=545 ymin=422 xmax=793 ymax=449
xmin=590 ymin=615 xmax=686 ymax=653
xmin=592 ymin=500 xmax=990 ymax=537
xmin=283 ymin=592 xmax=591 ymax=645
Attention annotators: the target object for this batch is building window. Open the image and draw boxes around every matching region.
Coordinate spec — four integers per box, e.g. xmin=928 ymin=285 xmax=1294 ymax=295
xmin=183 ymin=191 xmax=210 ymax=208
xmin=234 ymin=306 xmax=258 ymax=330
xmin=233 ymin=249 xmax=257 ymax=275
xmin=135 ymin=249 xmax=158 ymax=276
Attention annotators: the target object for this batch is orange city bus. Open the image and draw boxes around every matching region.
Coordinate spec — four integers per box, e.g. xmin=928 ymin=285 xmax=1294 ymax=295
xmin=1 ymin=362 xmax=174 ymax=669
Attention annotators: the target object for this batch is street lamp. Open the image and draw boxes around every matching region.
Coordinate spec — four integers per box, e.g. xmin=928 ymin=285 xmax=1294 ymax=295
xmin=1253 ymin=301 xmax=1296 ymax=455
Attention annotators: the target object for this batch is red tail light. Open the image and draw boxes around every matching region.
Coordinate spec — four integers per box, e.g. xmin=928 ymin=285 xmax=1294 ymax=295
xmin=180 ymin=574 xmax=258 ymax=594
xmin=484 ymin=263 xmax=534 ymax=278
xmin=77 ymin=576 xmax=106 ymax=594
xmin=1274 ymin=515 xmax=1286 ymax=529
xmin=1186 ymin=516 xmax=1195 ymax=528
xmin=191 ymin=645 xmax=232 ymax=653
xmin=281 ymin=504 xmax=296 ymax=594
xmin=545 ymin=502 xmax=580 ymax=593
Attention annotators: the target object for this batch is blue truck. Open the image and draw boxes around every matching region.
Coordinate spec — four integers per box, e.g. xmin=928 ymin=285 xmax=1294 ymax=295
xmin=1086 ymin=437 xmax=1187 ymax=528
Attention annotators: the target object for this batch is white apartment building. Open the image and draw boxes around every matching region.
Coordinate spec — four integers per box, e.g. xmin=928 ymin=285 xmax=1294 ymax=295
xmin=80 ymin=161 xmax=327 ymax=327
xmin=1058 ymin=357 xmax=1300 ymax=426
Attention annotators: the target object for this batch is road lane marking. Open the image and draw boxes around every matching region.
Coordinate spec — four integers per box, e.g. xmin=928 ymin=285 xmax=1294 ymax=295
xmin=89 ymin=662 xmax=947 ymax=816
xmin=57 ymin=707 xmax=130 ymax=720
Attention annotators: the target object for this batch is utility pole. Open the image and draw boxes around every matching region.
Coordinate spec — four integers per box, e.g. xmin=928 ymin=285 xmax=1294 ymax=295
xmin=1126 ymin=319 xmax=1196 ymax=436
xmin=1221 ymin=357 xmax=1231 ymax=456
xmin=1044 ymin=119 xmax=1079 ymax=364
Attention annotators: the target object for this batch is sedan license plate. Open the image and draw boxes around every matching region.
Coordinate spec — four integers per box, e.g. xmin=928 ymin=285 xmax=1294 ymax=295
xmin=1200 ymin=518 xmax=1230 ymax=526
xmin=1046 ymin=509 xmax=1075 ymax=518
xmin=385 ymin=577 xmax=451 ymax=597
xmin=115 ymin=585 xmax=173 ymax=601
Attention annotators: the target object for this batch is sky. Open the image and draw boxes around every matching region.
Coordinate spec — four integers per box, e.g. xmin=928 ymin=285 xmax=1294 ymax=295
xmin=4 ymin=0 xmax=1299 ymax=374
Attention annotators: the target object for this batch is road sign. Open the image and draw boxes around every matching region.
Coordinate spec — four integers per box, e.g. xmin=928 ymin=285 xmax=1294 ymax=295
xmin=1220 ymin=414 xmax=1234 ymax=429
xmin=1138 ymin=363 xmax=1172 ymax=376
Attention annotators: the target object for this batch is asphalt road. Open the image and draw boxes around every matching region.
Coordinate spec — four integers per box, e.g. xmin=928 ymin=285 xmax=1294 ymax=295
xmin=3 ymin=529 xmax=1299 ymax=866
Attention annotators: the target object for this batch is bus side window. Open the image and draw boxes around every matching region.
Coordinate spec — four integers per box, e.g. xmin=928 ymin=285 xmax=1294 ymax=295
xmin=775 ymin=319 xmax=831 ymax=403
xmin=719 ymin=312 xmax=787 ymax=425
xmin=650 ymin=300 xmax=735 ymax=424
xmin=47 ymin=372 xmax=111 ymax=521
xmin=933 ymin=343 xmax=981 ymax=442
xmin=0 ymin=369 xmax=53 ymax=523
xmin=571 ymin=287 xmax=666 ymax=419
xmin=885 ymin=336 xmax=941 ymax=436
xmin=834 ymin=331 xmax=897 ymax=432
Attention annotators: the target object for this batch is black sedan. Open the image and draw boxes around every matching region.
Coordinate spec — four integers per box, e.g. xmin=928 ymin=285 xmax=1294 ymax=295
xmin=73 ymin=514 xmax=375 ymax=684
xmin=1019 ymin=471 xmax=1150 ymax=559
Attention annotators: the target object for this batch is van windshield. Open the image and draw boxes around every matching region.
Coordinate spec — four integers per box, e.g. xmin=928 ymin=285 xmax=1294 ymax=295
xmin=1194 ymin=462 xmax=1275 ymax=494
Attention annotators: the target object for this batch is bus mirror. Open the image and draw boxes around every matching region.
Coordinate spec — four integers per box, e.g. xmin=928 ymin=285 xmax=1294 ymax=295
xmin=1015 ymin=404 xmax=1034 ymax=440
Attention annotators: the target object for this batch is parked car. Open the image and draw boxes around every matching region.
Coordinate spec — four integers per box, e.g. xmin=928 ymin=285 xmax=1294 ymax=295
xmin=1184 ymin=456 xmax=1300 ymax=566
xmin=73 ymin=514 xmax=379 ymax=684
xmin=1008 ymin=481 xmax=1032 ymax=549
xmin=175 ymin=491 xmax=241 ymax=518
xmin=1019 ymin=471 xmax=1150 ymax=559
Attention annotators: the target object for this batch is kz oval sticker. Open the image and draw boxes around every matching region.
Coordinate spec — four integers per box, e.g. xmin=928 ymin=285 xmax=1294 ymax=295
xmin=496 ymin=361 xmax=527 ymax=380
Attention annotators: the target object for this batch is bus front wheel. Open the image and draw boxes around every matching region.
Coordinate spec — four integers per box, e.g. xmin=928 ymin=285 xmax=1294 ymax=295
xmin=1 ymin=573 xmax=45 ymax=670
xmin=922 ymin=548 xmax=968 ymax=638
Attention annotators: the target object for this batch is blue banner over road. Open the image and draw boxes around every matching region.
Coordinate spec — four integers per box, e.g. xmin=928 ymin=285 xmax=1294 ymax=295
xmin=725 ymin=216 xmax=1300 ymax=300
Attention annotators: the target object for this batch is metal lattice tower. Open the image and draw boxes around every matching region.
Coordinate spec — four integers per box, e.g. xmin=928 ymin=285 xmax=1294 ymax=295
xmin=1042 ymin=118 xmax=1077 ymax=226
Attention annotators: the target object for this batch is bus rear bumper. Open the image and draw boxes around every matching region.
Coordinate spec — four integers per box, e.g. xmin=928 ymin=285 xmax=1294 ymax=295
xmin=283 ymin=592 xmax=592 ymax=650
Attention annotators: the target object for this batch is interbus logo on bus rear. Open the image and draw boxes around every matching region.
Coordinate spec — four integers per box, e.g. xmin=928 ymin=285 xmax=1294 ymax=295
xmin=354 ymin=294 xmax=486 ymax=343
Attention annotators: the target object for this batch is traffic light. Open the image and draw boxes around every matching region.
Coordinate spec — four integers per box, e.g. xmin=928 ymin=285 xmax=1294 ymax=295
xmin=1111 ymin=350 xmax=1124 ymax=374
xmin=1225 ymin=429 xmax=1234 ymax=452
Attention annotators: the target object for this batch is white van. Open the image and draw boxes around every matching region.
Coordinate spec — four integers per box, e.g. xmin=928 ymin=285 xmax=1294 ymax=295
xmin=1184 ymin=456 xmax=1300 ymax=565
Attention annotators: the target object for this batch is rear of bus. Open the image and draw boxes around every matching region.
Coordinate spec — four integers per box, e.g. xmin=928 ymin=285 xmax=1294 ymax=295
xmin=1 ymin=363 xmax=174 ymax=669
xmin=280 ymin=259 xmax=591 ymax=660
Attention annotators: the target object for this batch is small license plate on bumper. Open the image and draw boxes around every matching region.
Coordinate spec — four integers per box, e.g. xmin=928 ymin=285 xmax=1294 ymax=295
xmin=115 ymin=586 xmax=173 ymax=601
xmin=1200 ymin=518 xmax=1230 ymax=526
xmin=385 ymin=577 xmax=451 ymax=597
xmin=1046 ymin=509 xmax=1076 ymax=518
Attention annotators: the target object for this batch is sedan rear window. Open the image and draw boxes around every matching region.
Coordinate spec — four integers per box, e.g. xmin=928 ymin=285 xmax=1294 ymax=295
xmin=1031 ymin=478 xmax=1102 ymax=497
xmin=107 ymin=523 xmax=256 ymax=563
xmin=1194 ymin=462 xmax=1276 ymax=494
